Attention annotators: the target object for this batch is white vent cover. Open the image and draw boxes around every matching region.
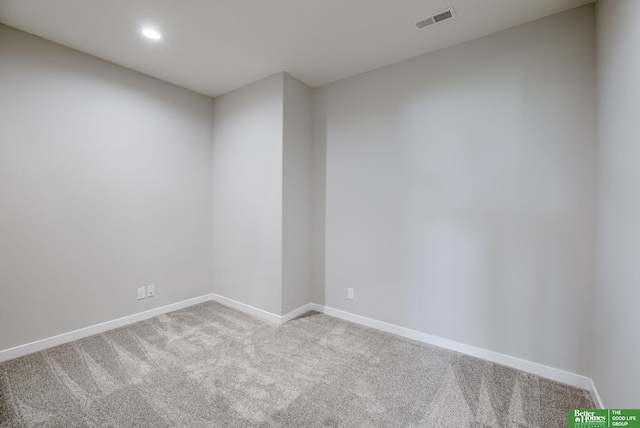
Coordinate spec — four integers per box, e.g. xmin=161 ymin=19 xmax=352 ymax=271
xmin=414 ymin=7 xmax=456 ymax=30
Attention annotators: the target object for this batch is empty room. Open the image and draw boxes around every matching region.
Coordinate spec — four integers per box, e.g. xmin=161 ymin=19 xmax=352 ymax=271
xmin=0 ymin=0 xmax=638 ymax=426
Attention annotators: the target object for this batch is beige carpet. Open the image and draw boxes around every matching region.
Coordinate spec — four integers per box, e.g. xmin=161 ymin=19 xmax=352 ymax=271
xmin=0 ymin=301 xmax=594 ymax=427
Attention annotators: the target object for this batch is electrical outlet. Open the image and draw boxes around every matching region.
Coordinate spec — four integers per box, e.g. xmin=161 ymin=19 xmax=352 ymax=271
xmin=347 ymin=288 xmax=354 ymax=300
xmin=137 ymin=287 xmax=146 ymax=300
xmin=147 ymin=285 xmax=155 ymax=298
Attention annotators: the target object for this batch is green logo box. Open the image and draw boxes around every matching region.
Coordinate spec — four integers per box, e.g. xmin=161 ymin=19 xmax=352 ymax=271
xmin=569 ymin=409 xmax=640 ymax=428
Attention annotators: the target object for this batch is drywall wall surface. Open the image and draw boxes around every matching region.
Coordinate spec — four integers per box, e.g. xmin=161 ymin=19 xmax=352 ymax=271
xmin=311 ymin=88 xmax=327 ymax=306
xmin=317 ymin=5 xmax=596 ymax=375
xmin=0 ymin=24 xmax=213 ymax=352
xmin=281 ymin=73 xmax=313 ymax=314
xmin=211 ymin=73 xmax=284 ymax=315
xmin=594 ymin=0 xmax=640 ymax=407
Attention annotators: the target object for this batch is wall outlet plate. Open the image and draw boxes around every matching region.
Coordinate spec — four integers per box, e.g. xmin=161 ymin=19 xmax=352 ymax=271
xmin=347 ymin=288 xmax=354 ymax=300
xmin=137 ymin=287 xmax=146 ymax=300
xmin=147 ymin=285 xmax=155 ymax=298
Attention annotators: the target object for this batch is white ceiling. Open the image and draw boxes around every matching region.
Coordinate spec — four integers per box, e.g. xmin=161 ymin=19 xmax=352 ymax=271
xmin=0 ymin=0 xmax=593 ymax=97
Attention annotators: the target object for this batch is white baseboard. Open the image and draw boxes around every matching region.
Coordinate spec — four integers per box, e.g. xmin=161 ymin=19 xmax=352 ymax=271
xmin=0 ymin=294 xmax=213 ymax=363
xmin=310 ymin=303 xmax=325 ymax=313
xmin=589 ymin=378 xmax=604 ymax=409
xmin=209 ymin=293 xmax=282 ymax=324
xmin=0 ymin=293 xmax=603 ymax=408
xmin=0 ymin=294 xmax=312 ymax=363
xmin=209 ymin=293 xmax=312 ymax=325
xmin=311 ymin=303 xmax=600 ymax=401
xmin=281 ymin=303 xmax=313 ymax=323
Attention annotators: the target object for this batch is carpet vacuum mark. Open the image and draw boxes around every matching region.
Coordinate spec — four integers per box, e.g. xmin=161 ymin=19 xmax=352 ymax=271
xmin=0 ymin=301 xmax=594 ymax=427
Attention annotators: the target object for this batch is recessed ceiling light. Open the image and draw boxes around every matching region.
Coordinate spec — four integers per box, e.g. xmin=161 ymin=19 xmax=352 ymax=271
xmin=141 ymin=28 xmax=162 ymax=40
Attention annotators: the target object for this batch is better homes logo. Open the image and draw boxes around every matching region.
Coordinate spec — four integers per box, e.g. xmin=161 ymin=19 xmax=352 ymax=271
xmin=571 ymin=409 xmax=608 ymax=428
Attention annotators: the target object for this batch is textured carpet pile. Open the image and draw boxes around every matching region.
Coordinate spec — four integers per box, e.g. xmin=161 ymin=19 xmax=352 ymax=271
xmin=0 ymin=301 xmax=594 ymax=427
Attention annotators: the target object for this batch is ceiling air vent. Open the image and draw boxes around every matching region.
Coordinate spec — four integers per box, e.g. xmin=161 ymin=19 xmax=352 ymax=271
xmin=414 ymin=7 xmax=456 ymax=30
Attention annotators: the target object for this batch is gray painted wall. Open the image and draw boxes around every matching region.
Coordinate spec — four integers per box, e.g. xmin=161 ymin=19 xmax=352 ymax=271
xmin=315 ymin=5 xmax=597 ymax=376
xmin=311 ymin=89 xmax=327 ymax=306
xmin=4 ymin=5 xmax=625 ymax=399
xmin=594 ymin=0 xmax=640 ymax=408
xmin=211 ymin=73 xmax=284 ymax=315
xmin=0 ymin=25 xmax=214 ymax=352
xmin=282 ymin=74 xmax=313 ymax=314
xmin=211 ymin=72 xmax=313 ymax=316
